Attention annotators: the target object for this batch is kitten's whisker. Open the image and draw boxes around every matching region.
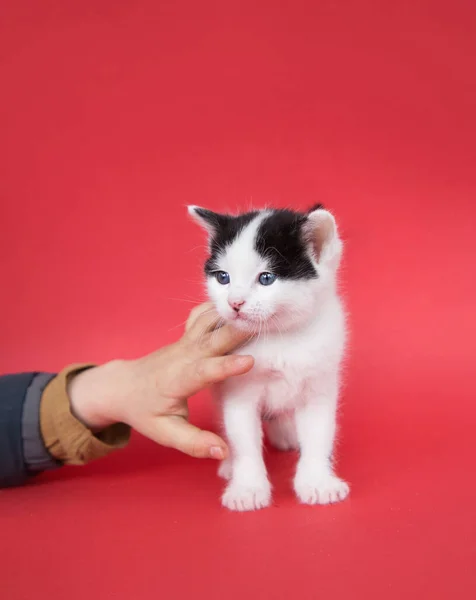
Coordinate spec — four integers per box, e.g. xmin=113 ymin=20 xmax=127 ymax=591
xmin=185 ymin=244 xmax=209 ymax=254
xmin=167 ymin=297 xmax=202 ymax=305
xmin=167 ymin=306 xmax=218 ymax=333
xmin=193 ymin=312 xmax=223 ymax=347
xmin=271 ymin=314 xmax=285 ymax=345
xmin=263 ymin=245 xmax=291 ymax=265
xmin=209 ymin=317 xmax=226 ymax=349
xmin=167 ymin=318 xmax=190 ymax=332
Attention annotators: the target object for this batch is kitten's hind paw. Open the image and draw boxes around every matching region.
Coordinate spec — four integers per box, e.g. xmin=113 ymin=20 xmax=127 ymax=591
xmin=222 ymin=481 xmax=272 ymax=511
xmin=294 ymin=474 xmax=350 ymax=505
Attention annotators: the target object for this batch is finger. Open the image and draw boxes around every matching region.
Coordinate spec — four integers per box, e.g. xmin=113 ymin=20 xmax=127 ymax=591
xmin=205 ymin=323 xmax=253 ymax=356
xmin=151 ymin=415 xmax=229 ymax=459
xmin=187 ymin=305 xmax=223 ymax=339
xmin=185 ymin=302 xmax=214 ymax=332
xmin=180 ymin=354 xmax=254 ymax=397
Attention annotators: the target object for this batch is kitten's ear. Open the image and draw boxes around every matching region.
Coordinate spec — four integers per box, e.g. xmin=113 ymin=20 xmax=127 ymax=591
xmin=305 ymin=208 xmax=343 ymax=267
xmin=307 ymin=202 xmax=325 ymax=213
xmin=187 ymin=205 xmax=226 ymax=237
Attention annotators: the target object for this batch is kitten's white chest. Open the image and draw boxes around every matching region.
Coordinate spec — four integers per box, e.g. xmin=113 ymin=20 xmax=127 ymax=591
xmin=249 ymin=337 xmax=314 ymax=377
xmin=229 ymin=308 xmax=345 ymax=413
xmin=258 ymin=339 xmax=313 ymax=410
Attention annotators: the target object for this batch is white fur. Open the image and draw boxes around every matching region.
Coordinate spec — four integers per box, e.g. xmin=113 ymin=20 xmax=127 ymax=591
xmin=190 ymin=207 xmax=349 ymax=511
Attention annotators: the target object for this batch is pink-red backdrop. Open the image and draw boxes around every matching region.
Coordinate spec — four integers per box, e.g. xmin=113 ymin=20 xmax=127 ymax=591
xmin=1 ymin=1 xmax=475 ymax=599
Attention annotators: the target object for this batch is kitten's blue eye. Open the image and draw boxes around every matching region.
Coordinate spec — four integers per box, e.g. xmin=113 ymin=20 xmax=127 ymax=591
xmin=215 ymin=271 xmax=230 ymax=285
xmin=258 ymin=272 xmax=277 ymax=286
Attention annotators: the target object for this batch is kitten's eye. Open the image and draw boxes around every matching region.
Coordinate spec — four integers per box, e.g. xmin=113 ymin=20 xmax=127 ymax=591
xmin=258 ymin=272 xmax=277 ymax=286
xmin=214 ymin=271 xmax=230 ymax=285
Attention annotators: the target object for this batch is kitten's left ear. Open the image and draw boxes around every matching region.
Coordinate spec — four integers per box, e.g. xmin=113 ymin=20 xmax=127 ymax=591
xmin=304 ymin=208 xmax=343 ymax=268
xmin=187 ymin=205 xmax=228 ymax=237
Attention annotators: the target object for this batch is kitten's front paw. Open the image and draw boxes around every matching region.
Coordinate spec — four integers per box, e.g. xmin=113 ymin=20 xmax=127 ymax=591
xmin=222 ymin=480 xmax=272 ymax=511
xmin=294 ymin=474 xmax=350 ymax=505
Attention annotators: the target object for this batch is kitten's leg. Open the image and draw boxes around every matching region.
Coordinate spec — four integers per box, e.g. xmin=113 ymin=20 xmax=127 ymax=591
xmin=293 ymin=383 xmax=349 ymax=505
xmin=221 ymin=394 xmax=271 ymax=511
xmin=266 ymin=415 xmax=299 ymax=451
xmin=213 ymin=385 xmax=233 ymax=481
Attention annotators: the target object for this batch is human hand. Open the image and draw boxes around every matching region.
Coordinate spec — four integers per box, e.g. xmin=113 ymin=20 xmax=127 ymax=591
xmin=68 ymin=303 xmax=253 ymax=460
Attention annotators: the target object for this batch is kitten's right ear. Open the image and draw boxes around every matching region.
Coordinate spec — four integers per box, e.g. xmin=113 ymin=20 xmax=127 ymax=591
xmin=305 ymin=208 xmax=343 ymax=268
xmin=187 ymin=206 xmax=226 ymax=237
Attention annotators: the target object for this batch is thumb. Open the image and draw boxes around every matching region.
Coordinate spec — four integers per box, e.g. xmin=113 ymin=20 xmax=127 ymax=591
xmin=180 ymin=354 xmax=254 ymax=398
xmin=152 ymin=415 xmax=229 ymax=459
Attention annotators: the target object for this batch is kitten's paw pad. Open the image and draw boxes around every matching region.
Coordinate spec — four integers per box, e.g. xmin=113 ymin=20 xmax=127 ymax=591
xmin=217 ymin=460 xmax=233 ymax=480
xmin=294 ymin=475 xmax=350 ymax=505
xmin=221 ymin=482 xmax=272 ymax=511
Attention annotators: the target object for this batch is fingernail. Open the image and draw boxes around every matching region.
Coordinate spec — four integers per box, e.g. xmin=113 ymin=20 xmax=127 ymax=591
xmin=209 ymin=446 xmax=225 ymax=460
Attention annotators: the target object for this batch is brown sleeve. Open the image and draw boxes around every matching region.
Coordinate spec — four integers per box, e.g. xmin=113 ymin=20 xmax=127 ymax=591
xmin=40 ymin=364 xmax=131 ymax=466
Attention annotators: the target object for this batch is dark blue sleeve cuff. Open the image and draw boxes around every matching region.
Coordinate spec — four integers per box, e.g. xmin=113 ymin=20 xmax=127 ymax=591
xmin=22 ymin=372 xmax=58 ymax=472
xmin=0 ymin=373 xmax=36 ymax=487
xmin=0 ymin=372 xmax=57 ymax=488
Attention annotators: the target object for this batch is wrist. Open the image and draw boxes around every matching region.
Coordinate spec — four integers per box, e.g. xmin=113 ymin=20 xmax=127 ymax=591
xmin=68 ymin=362 xmax=123 ymax=431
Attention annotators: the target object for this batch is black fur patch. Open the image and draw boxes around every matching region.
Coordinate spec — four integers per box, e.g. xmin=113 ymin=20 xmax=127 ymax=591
xmin=255 ymin=210 xmax=317 ymax=280
xmin=200 ymin=208 xmax=318 ymax=280
xmin=201 ymin=210 xmax=259 ymax=274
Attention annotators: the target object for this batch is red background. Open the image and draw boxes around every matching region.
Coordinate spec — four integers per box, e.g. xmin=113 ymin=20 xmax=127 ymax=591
xmin=1 ymin=1 xmax=475 ymax=599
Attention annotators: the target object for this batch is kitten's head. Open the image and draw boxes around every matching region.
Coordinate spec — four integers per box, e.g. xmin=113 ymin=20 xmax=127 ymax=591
xmin=188 ymin=205 xmax=342 ymax=332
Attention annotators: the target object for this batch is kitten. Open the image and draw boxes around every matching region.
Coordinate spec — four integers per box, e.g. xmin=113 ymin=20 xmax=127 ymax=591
xmin=188 ymin=204 xmax=349 ymax=511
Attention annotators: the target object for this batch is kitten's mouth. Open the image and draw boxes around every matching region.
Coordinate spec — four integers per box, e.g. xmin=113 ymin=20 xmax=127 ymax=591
xmin=229 ymin=311 xmax=266 ymax=327
xmin=225 ymin=311 xmax=252 ymax=326
xmin=231 ymin=312 xmax=249 ymax=322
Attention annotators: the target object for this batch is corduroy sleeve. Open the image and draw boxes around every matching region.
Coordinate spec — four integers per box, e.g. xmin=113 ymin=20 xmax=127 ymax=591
xmin=40 ymin=364 xmax=131 ymax=465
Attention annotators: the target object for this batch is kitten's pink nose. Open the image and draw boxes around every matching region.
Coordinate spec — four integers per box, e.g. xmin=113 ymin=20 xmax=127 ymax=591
xmin=228 ymin=298 xmax=245 ymax=312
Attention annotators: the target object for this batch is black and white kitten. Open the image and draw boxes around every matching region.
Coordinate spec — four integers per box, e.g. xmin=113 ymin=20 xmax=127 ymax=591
xmin=189 ymin=205 xmax=349 ymax=511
